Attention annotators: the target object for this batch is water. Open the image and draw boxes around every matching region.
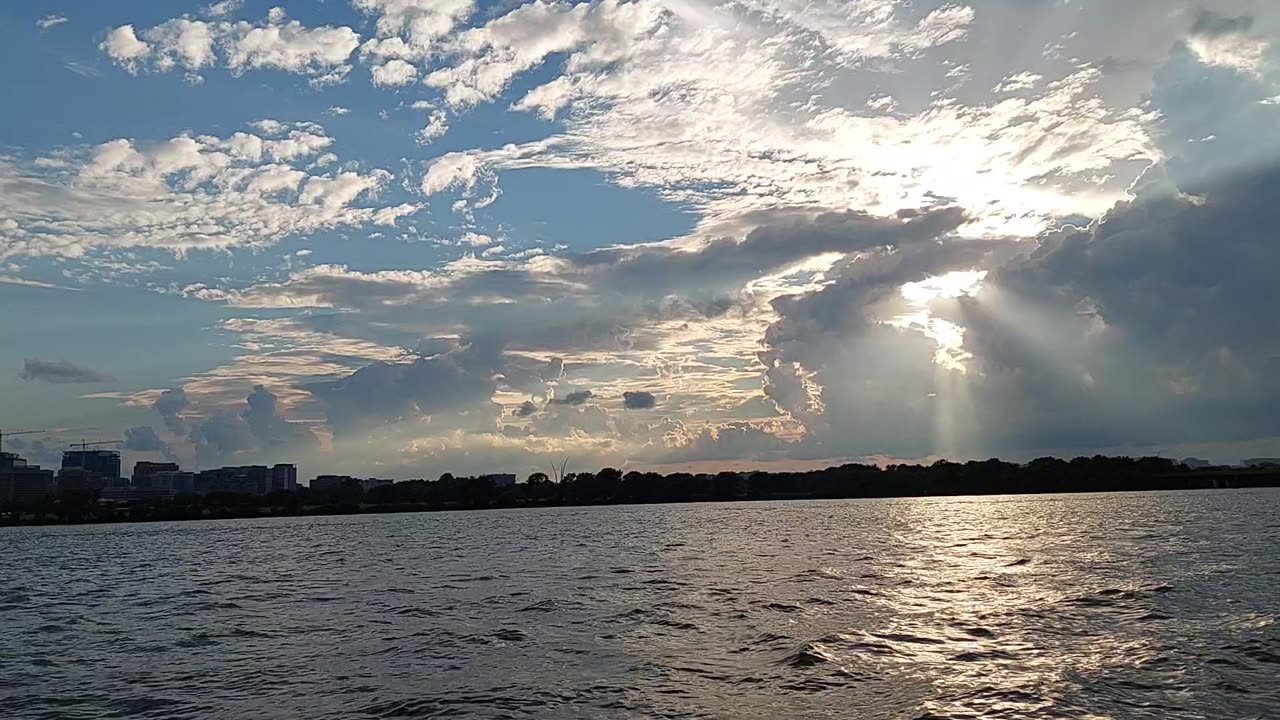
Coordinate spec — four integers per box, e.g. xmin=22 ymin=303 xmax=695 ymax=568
xmin=2 ymin=490 xmax=1279 ymax=719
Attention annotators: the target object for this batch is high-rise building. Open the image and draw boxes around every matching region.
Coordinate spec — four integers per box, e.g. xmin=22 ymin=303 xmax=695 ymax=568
xmin=56 ymin=467 xmax=105 ymax=494
xmin=1 ymin=452 xmax=55 ymax=507
xmin=197 ymin=466 xmax=270 ymax=495
xmin=62 ymin=450 xmax=121 ymax=481
xmin=271 ymin=464 xmax=298 ymax=493
xmin=196 ymin=465 xmax=296 ymax=495
xmin=133 ymin=461 xmax=180 ymax=484
xmin=310 ymin=475 xmax=356 ymax=493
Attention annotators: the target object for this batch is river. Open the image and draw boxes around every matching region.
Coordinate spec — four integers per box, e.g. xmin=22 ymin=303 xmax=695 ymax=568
xmin=2 ymin=489 xmax=1278 ymax=719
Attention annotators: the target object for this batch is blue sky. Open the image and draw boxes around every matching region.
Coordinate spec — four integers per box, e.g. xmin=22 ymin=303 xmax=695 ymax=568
xmin=3 ymin=0 xmax=1280 ymax=478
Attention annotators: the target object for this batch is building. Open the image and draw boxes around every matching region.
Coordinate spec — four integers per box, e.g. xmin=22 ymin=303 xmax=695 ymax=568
xmin=133 ymin=470 xmax=196 ymax=496
xmin=56 ymin=467 xmax=106 ymax=494
xmin=270 ymin=464 xmax=298 ymax=493
xmin=62 ymin=450 xmax=121 ymax=482
xmin=487 ymin=473 xmax=517 ymax=488
xmin=101 ymin=479 xmax=175 ymax=502
xmin=133 ymin=461 xmax=179 ymax=484
xmin=193 ymin=464 xmax=297 ymax=495
xmin=197 ymin=465 xmax=270 ymax=495
xmin=1181 ymin=457 xmax=1211 ymax=469
xmin=362 ymin=477 xmax=394 ymax=492
xmin=310 ymin=475 xmax=356 ymax=493
xmin=1 ymin=452 xmax=56 ymax=507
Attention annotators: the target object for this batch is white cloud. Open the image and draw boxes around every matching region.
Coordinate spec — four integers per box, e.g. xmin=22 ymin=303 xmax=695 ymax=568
xmin=100 ymin=25 xmax=151 ymax=73
xmin=355 ymin=0 xmax=475 ymax=60
xmin=1185 ymin=11 xmax=1271 ymax=74
xmin=424 ymin=0 xmax=672 ymax=107
xmin=0 ymin=122 xmax=419 ymax=258
xmin=101 ymin=12 xmax=359 ymax=80
xmin=993 ymin=71 xmax=1042 ymax=93
xmin=143 ymin=19 xmax=217 ymax=73
xmin=206 ymin=0 xmax=243 ymax=17
xmin=37 ymin=14 xmax=70 ymax=30
xmin=328 ymin=105 xmax=351 ymax=115
xmin=1186 ymin=34 xmax=1269 ymax=74
xmin=370 ymin=58 xmax=418 ymax=86
xmin=731 ymin=0 xmax=974 ymax=61
xmin=223 ymin=18 xmax=360 ymax=75
xmin=415 ymin=109 xmax=449 ymax=144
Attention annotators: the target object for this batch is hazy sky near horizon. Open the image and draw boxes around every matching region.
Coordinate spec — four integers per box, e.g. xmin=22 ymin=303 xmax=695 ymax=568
xmin=2 ymin=0 xmax=1280 ymax=478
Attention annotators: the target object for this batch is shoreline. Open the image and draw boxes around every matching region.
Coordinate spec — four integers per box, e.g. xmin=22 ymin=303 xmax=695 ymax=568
xmin=4 ymin=466 xmax=1278 ymax=527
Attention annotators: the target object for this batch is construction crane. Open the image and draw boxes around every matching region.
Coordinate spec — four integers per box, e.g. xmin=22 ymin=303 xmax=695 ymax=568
xmin=68 ymin=440 xmax=123 ymax=453
xmin=0 ymin=427 xmax=99 ymax=455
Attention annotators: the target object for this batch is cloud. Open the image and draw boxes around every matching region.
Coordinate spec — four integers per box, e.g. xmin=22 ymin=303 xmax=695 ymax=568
xmin=154 ymin=387 xmax=191 ymax=434
xmin=100 ymin=25 xmax=150 ymax=73
xmin=409 ymin=0 xmax=1155 ymax=237
xmin=656 ymin=419 xmax=796 ymax=463
xmin=16 ymin=439 xmax=63 ymax=469
xmin=370 ymin=58 xmax=418 ymax=85
xmin=73 ymin=0 xmax=1280 ymax=474
xmin=20 ymin=358 xmax=115 ymax=384
xmin=206 ymin=0 xmax=243 ymax=18
xmin=993 ymin=71 xmax=1042 ymax=93
xmin=355 ymin=0 xmax=474 ymax=60
xmin=307 ymin=339 xmax=505 ymax=432
xmin=415 ymin=110 xmax=449 ymax=145
xmin=564 ymin=206 xmax=971 ymax=298
xmin=189 ymin=412 xmax=256 ymax=463
xmin=124 ymin=425 xmax=175 ymax=460
xmin=182 ymin=383 xmax=318 ymax=466
xmin=0 ymin=122 xmax=417 ymax=258
xmin=1185 ymin=11 xmax=1270 ymax=74
xmin=101 ymin=12 xmax=359 ymax=80
xmin=622 ymin=390 xmax=656 ymax=409
xmin=551 ymin=389 xmax=594 ymax=406
xmin=37 ymin=15 xmax=70 ymax=30
xmin=242 ymin=384 xmax=318 ymax=447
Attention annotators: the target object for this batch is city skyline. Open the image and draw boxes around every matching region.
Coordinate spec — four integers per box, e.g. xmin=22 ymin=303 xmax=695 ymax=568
xmin=3 ymin=1 xmax=1280 ymax=480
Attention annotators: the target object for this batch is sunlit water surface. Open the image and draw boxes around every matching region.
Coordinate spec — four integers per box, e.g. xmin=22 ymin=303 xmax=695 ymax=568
xmin=2 ymin=490 xmax=1279 ymax=719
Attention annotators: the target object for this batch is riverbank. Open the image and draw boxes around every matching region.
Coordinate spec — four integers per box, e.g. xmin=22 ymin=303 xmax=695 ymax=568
xmin=4 ymin=461 xmax=1278 ymax=527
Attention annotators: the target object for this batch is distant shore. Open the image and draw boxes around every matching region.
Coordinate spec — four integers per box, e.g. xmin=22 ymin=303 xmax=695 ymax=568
xmin=4 ymin=456 xmax=1279 ymax=527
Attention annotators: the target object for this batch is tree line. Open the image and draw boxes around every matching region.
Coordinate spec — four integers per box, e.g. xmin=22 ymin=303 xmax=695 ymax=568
xmin=3 ymin=455 xmax=1277 ymax=525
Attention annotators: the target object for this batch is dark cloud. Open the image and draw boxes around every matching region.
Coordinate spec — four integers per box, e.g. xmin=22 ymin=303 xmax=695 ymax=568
xmin=416 ymin=336 xmax=462 ymax=357
xmin=542 ymin=357 xmax=564 ymax=380
xmin=21 ymin=439 xmax=62 ymax=468
xmin=956 ymin=159 xmax=1280 ymax=450
xmin=189 ymin=412 xmax=256 ymax=465
xmin=123 ymin=425 xmax=174 ymax=460
xmin=1190 ymin=11 xmax=1254 ymax=37
xmin=19 ymin=358 xmax=114 ymax=384
xmin=153 ymin=387 xmax=190 ymax=434
xmin=568 ymin=207 xmax=969 ymax=297
xmin=514 ymin=400 xmax=539 ymax=417
xmin=184 ymin=385 xmax=317 ymax=466
xmin=622 ymin=391 xmax=656 ymax=409
xmin=657 ymin=421 xmax=797 ymax=463
xmin=308 ymin=339 xmax=504 ymax=431
xmin=242 ymin=385 xmax=318 ymax=448
xmin=551 ymin=389 xmax=594 ymax=406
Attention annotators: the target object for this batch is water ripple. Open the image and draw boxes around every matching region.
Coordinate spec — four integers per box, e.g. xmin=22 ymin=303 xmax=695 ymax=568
xmin=1 ymin=490 xmax=1278 ymax=719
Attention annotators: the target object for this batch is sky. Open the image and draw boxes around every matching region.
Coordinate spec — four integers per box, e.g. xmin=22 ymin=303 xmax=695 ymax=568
xmin=2 ymin=0 xmax=1280 ymax=479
